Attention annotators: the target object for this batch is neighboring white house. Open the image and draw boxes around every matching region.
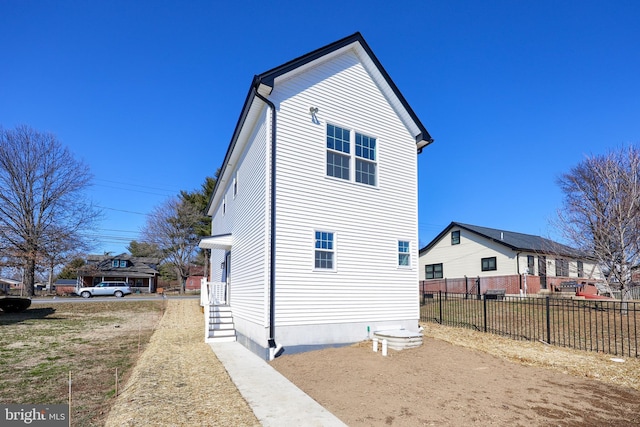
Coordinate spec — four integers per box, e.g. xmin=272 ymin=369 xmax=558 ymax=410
xmin=200 ymin=32 xmax=433 ymax=360
xmin=419 ymin=222 xmax=604 ymax=290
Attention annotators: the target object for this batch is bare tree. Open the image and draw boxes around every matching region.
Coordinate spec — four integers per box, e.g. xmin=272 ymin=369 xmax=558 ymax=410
xmin=0 ymin=125 xmax=99 ymax=296
xmin=556 ymin=145 xmax=640 ymax=304
xmin=142 ymin=197 xmax=201 ymax=293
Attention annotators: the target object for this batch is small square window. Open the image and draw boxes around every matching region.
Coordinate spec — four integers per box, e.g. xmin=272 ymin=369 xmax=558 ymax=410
xmin=481 ymin=257 xmax=497 ymax=271
xmin=120 ymin=260 xmax=127 ymax=268
xmin=451 ymin=230 xmax=460 ymax=245
xmin=112 ymin=260 xmax=119 ymax=268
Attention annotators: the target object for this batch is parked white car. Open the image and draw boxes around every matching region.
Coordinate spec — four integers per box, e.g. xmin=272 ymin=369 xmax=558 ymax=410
xmin=76 ymin=282 xmax=132 ymax=298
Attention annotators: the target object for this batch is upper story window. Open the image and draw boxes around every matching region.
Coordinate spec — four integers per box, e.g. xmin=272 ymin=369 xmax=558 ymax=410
xmin=326 ymin=124 xmax=377 ymax=186
xmin=481 ymin=257 xmax=497 ymax=271
xmin=326 ymin=124 xmax=350 ymax=180
xmin=314 ymin=231 xmax=335 ymax=270
xmin=398 ymin=241 xmax=410 ymax=267
xmin=355 ymin=133 xmax=376 ymax=186
xmin=233 ymin=171 xmax=238 ymax=198
xmin=425 ymin=263 xmax=443 ymax=279
xmin=451 ymin=230 xmax=460 ymax=245
xmin=112 ymin=259 xmax=128 ymax=268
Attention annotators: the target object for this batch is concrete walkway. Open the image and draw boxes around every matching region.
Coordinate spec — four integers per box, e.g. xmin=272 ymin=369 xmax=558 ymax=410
xmin=210 ymin=342 xmax=347 ymax=427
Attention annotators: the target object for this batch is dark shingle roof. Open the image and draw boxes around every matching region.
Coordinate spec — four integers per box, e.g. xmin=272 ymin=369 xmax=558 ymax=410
xmin=420 ymin=221 xmax=585 ymax=258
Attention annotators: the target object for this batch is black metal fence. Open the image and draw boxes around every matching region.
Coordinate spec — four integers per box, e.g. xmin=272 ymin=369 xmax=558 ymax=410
xmin=420 ymin=291 xmax=640 ymax=358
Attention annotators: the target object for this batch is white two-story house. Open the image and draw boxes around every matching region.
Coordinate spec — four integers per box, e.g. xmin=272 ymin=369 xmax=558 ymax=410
xmin=200 ymin=32 xmax=433 ymax=360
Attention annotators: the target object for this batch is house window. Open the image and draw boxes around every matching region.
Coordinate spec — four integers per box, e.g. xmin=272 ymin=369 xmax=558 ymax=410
xmin=398 ymin=241 xmax=410 ymax=267
xmin=326 ymin=124 xmax=350 ymax=180
xmin=556 ymin=259 xmax=569 ymax=277
xmin=112 ymin=260 xmax=119 ymax=268
xmin=527 ymin=255 xmax=535 ymax=275
xmin=451 ymin=230 xmax=460 ymax=245
xmin=577 ymin=260 xmax=584 ymax=277
xmin=355 ymin=133 xmax=376 ymax=186
xmin=326 ymin=124 xmax=377 ymax=186
xmin=233 ymin=171 xmax=238 ymax=198
xmin=425 ymin=263 xmax=443 ymax=279
xmin=120 ymin=260 xmax=127 ymax=268
xmin=314 ymin=231 xmax=335 ymax=270
xmin=481 ymin=257 xmax=497 ymax=271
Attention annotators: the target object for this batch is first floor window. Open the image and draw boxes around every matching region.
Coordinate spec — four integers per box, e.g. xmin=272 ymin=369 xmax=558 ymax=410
xmin=398 ymin=241 xmax=410 ymax=267
xmin=314 ymin=231 xmax=334 ymax=269
xmin=556 ymin=259 xmax=569 ymax=277
xmin=481 ymin=257 xmax=497 ymax=271
xmin=527 ymin=255 xmax=535 ymax=275
xmin=425 ymin=263 xmax=443 ymax=279
xmin=577 ymin=260 xmax=584 ymax=277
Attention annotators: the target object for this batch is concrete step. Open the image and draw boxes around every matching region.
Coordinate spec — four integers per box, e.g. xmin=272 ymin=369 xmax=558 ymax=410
xmin=209 ymin=329 xmax=236 ymax=338
xmin=210 ymin=322 xmax=235 ymax=330
xmin=206 ymin=335 xmax=236 ymax=343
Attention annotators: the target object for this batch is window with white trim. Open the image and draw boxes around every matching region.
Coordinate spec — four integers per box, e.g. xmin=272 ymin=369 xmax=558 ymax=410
xmin=314 ymin=231 xmax=335 ymax=270
xmin=326 ymin=124 xmax=350 ymax=180
xmin=326 ymin=124 xmax=377 ymax=186
xmin=398 ymin=241 xmax=410 ymax=267
xmin=233 ymin=171 xmax=238 ymax=198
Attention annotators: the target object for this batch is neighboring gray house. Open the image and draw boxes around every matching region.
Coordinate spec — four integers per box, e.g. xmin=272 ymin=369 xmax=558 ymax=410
xmin=200 ymin=32 xmax=433 ymax=360
xmin=419 ymin=222 xmax=604 ymax=290
xmin=77 ymin=253 xmax=161 ymax=293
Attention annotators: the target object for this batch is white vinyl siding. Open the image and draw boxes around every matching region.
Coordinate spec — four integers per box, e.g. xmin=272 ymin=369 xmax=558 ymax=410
xmin=211 ymin=108 xmax=269 ymax=331
xmin=268 ymin=49 xmax=419 ymax=329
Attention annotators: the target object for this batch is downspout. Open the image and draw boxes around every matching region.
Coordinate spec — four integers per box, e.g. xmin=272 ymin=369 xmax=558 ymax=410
xmin=254 ymin=90 xmax=283 ymax=359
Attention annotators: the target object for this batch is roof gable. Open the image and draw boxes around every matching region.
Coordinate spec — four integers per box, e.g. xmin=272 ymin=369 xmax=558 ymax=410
xmin=209 ymin=32 xmax=432 ymax=216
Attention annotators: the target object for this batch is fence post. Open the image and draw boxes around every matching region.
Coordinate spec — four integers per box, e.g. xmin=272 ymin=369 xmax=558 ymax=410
xmin=546 ymin=296 xmax=551 ymax=344
xmin=438 ymin=290 xmax=443 ymax=324
xmin=476 ymin=276 xmax=481 ymax=300
xmin=465 ymin=276 xmax=468 ymax=299
xmin=483 ymin=293 xmax=488 ymax=333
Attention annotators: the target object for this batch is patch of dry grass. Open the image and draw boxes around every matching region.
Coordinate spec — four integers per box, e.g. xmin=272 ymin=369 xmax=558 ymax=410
xmin=105 ymin=299 xmax=260 ymax=427
xmin=421 ymin=322 xmax=640 ymax=391
xmin=0 ymin=300 xmax=165 ymax=426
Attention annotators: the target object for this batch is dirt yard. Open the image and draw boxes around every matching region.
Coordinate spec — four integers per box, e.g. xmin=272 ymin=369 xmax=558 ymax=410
xmin=270 ymin=325 xmax=640 ymax=427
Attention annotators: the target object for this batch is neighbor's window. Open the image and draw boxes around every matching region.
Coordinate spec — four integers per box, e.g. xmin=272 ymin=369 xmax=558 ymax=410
xmin=451 ymin=230 xmax=460 ymax=245
xmin=326 ymin=124 xmax=377 ymax=186
xmin=556 ymin=259 xmax=569 ymax=277
xmin=355 ymin=133 xmax=376 ymax=186
xmin=326 ymin=124 xmax=350 ymax=180
xmin=119 ymin=260 xmax=127 ymax=268
xmin=577 ymin=260 xmax=584 ymax=277
xmin=481 ymin=257 xmax=497 ymax=271
xmin=527 ymin=255 xmax=535 ymax=275
xmin=112 ymin=260 xmax=119 ymax=268
xmin=425 ymin=263 xmax=443 ymax=279
xmin=314 ymin=231 xmax=335 ymax=270
xmin=398 ymin=241 xmax=410 ymax=267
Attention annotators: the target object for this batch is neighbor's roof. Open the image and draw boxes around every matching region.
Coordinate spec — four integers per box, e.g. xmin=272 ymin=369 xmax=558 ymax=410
xmin=209 ymin=32 xmax=433 ymax=216
xmin=419 ymin=222 xmax=585 ymax=258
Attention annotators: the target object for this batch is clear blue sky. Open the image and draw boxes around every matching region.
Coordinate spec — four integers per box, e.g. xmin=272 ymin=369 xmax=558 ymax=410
xmin=2 ymin=1 xmax=639 ymax=254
